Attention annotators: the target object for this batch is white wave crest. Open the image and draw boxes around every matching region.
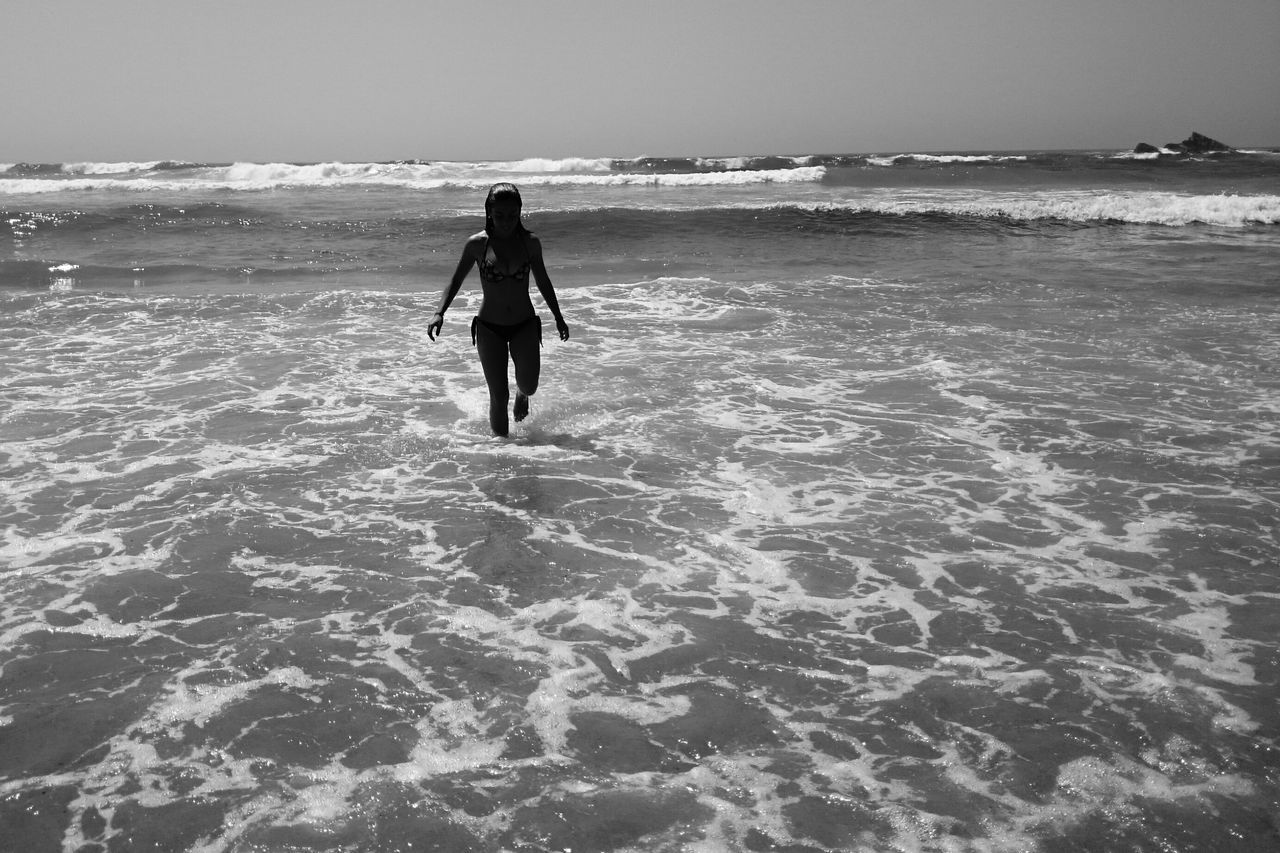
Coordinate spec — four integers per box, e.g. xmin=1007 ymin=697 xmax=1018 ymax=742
xmin=868 ymin=153 xmax=1029 ymax=166
xmin=802 ymin=190 xmax=1280 ymax=228
xmin=989 ymin=191 xmax=1280 ymax=227
xmin=692 ymin=155 xmax=813 ymax=171
xmin=0 ymin=178 xmax=131 ymax=194
xmin=487 ymin=157 xmax=615 ymax=173
xmin=218 ymin=161 xmax=414 ymax=185
xmin=496 ymin=166 xmax=827 ymax=189
xmin=64 ymin=161 xmax=165 ymax=175
xmin=700 ymin=156 xmax=751 ymax=171
xmin=0 ymin=163 xmax=828 ymax=194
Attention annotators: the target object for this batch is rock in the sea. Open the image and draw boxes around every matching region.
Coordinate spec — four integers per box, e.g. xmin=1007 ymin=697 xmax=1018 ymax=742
xmin=1166 ymin=132 xmax=1233 ymax=155
xmin=1133 ymin=143 xmax=1160 ymax=154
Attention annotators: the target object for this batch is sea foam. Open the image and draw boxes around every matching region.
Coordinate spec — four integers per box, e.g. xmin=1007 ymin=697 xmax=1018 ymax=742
xmin=788 ymin=190 xmax=1280 ymax=227
xmin=0 ymin=162 xmax=827 ymax=194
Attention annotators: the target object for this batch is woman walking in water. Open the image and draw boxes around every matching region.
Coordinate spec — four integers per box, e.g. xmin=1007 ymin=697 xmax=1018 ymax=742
xmin=427 ymin=183 xmax=570 ymax=436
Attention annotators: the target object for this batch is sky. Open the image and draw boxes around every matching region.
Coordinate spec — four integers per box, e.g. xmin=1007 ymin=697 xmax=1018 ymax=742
xmin=3 ymin=0 xmax=1278 ymax=162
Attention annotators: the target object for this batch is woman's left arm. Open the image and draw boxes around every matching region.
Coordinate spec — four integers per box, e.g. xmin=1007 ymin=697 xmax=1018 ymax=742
xmin=529 ymin=235 xmax=569 ymax=341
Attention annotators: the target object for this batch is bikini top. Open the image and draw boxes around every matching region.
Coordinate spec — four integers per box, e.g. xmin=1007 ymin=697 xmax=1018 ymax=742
xmin=477 ymin=237 xmax=530 ymax=283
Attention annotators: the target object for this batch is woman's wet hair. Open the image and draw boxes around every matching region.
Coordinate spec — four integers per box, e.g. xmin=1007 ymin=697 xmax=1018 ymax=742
xmin=485 ymin=183 xmax=526 ymax=236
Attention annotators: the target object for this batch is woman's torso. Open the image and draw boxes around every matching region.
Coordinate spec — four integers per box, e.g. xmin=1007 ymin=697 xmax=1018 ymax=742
xmin=475 ymin=233 xmax=536 ymax=323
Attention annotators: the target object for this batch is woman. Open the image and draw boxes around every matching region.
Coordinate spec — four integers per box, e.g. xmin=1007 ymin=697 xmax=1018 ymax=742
xmin=427 ymin=183 xmax=570 ymax=436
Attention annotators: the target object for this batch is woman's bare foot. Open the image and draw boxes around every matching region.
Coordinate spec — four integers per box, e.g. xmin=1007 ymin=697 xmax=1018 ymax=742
xmin=513 ymin=392 xmax=530 ymax=422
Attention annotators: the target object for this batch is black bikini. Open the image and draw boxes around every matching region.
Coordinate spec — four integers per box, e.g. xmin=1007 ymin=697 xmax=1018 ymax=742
xmin=478 ymin=237 xmax=530 ymax=283
xmin=472 ymin=314 xmax=541 ymax=345
xmin=472 ymin=237 xmax=541 ymax=346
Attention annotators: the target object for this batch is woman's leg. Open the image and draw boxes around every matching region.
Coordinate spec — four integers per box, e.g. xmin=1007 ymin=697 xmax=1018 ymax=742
xmin=474 ymin=322 xmax=511 ymax=436
xmin=509 ymin=318 xmax=542 ymax=422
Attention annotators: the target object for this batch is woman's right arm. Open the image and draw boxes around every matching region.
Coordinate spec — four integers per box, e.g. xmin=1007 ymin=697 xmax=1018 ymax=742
xmin=428 ymin=240 xmax=479 ymax=341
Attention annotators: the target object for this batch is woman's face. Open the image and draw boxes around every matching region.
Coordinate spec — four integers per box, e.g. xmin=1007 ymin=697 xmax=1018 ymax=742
xmin=489 ymin=199 xmax=521 ymax=237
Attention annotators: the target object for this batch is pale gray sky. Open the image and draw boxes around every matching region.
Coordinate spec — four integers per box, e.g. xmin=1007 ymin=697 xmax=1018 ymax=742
xmin=3 ymin=0 xmax=1277 ymax=161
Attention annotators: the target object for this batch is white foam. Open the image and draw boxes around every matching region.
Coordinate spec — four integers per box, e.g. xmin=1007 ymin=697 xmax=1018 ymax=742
xmin=140 ymin=666 xmax=320 ymax=733
xmin=489 ymin=156 xmax=614 ymax=173
xmin=863 ymin=153 xmax=1029 ymax=166
xmin=396 ymin=698 xmax=508 ymax=776
xmin=471 ymin=166 xmax=827 ymax=191
xmin=0 ymin=177 xmax=150 ymax=194
xmin=703 ymin=156 xmax=751 ymax=171
xmin=1111 ymin=150 xmax=1165 ymax=160
xmin=52 ymin=614 xmax=145 ymax=639
xmin=0 ymin=163 xmax=826 ymax=194
xmin=797 ymin=190 xmax=1280 ymax=227
xmin=1054 ymin=753 xmax=1256 ymax=803
xmin=1165 ymin=576 xmax=1263 ymax=690
xmin=63 ymin=161 xmax=164 ymax=175
xmin=4 ymin=241 xmax=1276 ymax=851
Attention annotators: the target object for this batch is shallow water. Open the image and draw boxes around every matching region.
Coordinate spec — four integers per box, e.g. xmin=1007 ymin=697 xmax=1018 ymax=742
xmin=4 ymin=256 xmax=1280 ymax=851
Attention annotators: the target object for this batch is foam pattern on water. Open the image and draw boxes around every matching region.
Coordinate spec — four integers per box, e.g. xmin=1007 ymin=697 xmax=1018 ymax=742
xmin=2 ymin=276 xmax=1278 ymax=851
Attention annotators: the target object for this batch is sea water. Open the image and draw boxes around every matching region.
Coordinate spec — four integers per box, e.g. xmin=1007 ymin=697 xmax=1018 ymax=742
xmin=2 ymin=152 xmax=1279 ymax=851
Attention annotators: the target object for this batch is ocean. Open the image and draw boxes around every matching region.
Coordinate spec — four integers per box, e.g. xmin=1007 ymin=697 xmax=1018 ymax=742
xmin=2 ymin=149 xmax=1279 ymax=852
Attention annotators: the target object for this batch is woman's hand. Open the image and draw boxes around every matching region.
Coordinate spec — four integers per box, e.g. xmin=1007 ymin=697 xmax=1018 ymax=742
xmin=427 ymin=312 xmax=444 ymax=341
xmin=555 ymin=315 xmax=570 ymax=341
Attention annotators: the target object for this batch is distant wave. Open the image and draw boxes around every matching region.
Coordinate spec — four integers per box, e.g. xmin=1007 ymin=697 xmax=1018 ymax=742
xmin=2 ymin=162 xmax=66 ymax=177
xmin=548 ymin=192 xmax=1280 ymax=228
xmin=63 ymin=161 xmax=172 ymax=175
xmin=490 ymin=157 xmax=615 ymax=173
xmin=2 ymin=160 xmax=210 ymax=177
xmin=4 ymin=188 xmax=1277 ymax=234
xmin=0 ymin=162 xmax=829 ymax=194
xmin=5 ymin=148 xmax=1279 ymax=193
xmin=550 ymin=193 xmax=1280 ymax=228
xmin=483 ymin=167 xmax=829 ymax=190
xmin=4 ymin=191 xmax=1276 ymax=292
xmin=772 ymin=191 xmax=1280 ymax=228
xmin=864 ymin=153 xmax=1030 ymax=166
xmin=0 ymin=155 xmax=822 ymax=180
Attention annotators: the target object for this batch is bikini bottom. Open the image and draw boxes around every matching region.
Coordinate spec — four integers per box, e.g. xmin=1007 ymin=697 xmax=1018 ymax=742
xmin=471 ymin=315 xmax=542 ymax=347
